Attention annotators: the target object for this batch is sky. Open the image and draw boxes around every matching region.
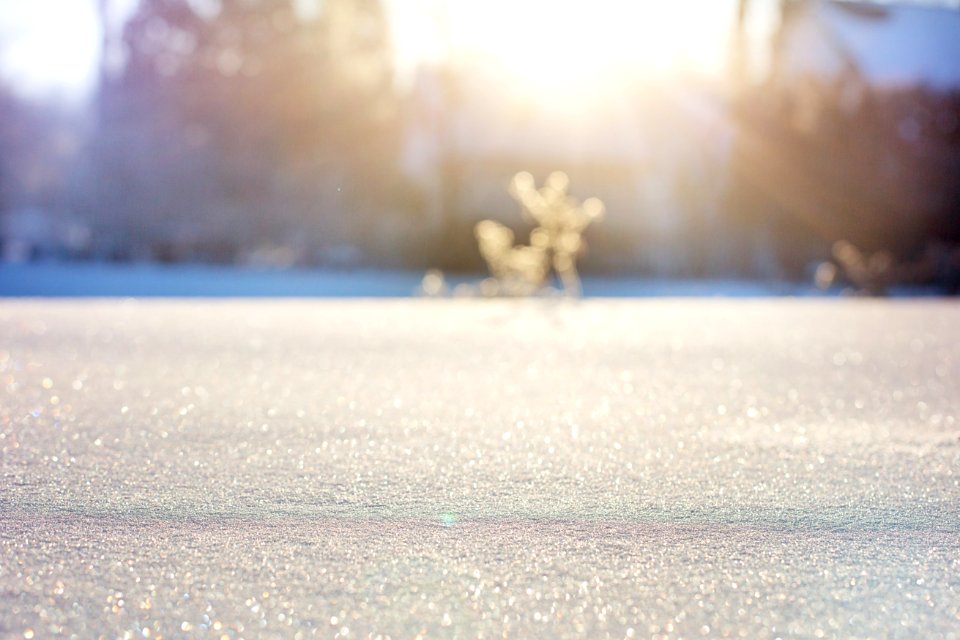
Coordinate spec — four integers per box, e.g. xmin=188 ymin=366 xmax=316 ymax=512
xmin=393 ymin=1 xmax=750 ymax=87
xmin=0 ymin=0 xmax=759 ymax=101
xmin=3 ymin=1 xmax=960 ymax=100
xmin=0 ymin=0 xmax=101 ymax=97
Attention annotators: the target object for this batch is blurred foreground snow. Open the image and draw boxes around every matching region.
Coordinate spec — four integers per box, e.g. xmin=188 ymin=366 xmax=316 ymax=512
xmin=1 ymin=300 xmax=958 ymax=638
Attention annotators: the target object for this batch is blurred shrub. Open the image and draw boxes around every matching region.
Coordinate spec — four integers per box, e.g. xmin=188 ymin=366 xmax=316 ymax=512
xmin=474 ymin=171 xmax=604 ymax=296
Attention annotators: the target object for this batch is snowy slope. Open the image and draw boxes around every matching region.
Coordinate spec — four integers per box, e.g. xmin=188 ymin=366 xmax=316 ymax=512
xmin=1 ymin=300 xmax=958 ymax=638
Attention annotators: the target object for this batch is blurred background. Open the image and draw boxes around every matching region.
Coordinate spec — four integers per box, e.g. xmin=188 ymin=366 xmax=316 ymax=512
xmin=1 ymin=0 xmax=959 ymax=293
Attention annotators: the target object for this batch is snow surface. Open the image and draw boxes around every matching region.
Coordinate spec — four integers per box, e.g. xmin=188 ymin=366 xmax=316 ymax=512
xmin=0 ymin=263 xmax=430 ymax=298
xmin=0 ymin=261 xmax=834 ymax=298
xmin=1 ymin=299 xmax=959 ymax=638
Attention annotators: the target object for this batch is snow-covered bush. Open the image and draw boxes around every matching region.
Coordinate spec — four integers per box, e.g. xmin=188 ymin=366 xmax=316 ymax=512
xmin=474 ymin=171 xmax=604 ymax=296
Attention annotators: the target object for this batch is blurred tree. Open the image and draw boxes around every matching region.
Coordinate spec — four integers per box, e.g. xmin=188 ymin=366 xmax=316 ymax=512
xmin=0 ymin=83 xmax=16 ymax=216
xmin=0 ymin=37 xmax=30 ymax=217
xmin=0 ymin=80 xmax=82 ymax=259
xmin=83 ymin=0 xmax=401 ymax=263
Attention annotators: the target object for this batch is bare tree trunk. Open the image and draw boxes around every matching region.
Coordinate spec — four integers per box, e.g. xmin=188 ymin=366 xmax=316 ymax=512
xmin=91 ymin=0 xmax=113 ymax=256
xmin=97 ymin=0 xmax=110 ymax=87
xmin=731 ymin=0 xmax=750 ymax=89
xmin=435 ymin=5 xmax=465 ymax=268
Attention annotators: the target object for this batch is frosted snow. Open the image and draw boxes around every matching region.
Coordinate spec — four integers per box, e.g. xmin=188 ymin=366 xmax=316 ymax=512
xmin=1 ymin=300 xmax=958 ymax=638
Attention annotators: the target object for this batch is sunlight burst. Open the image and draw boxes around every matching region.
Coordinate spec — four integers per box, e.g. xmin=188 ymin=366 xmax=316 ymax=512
xmin=439 ymin=1 xmax=736 ymax=105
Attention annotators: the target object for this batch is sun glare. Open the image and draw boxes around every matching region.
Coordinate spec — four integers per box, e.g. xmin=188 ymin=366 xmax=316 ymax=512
xmin=0 ymin=1 xmax=101 ymax=97
xmin=402 ymin=0 xmax=737 ymax=108
xmin=1 ymin=0 xmax=735 ymax=102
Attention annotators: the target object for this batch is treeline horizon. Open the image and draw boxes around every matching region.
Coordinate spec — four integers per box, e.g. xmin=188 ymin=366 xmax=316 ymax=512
xmin=1 ymin=0 xmax=959 ymax=290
